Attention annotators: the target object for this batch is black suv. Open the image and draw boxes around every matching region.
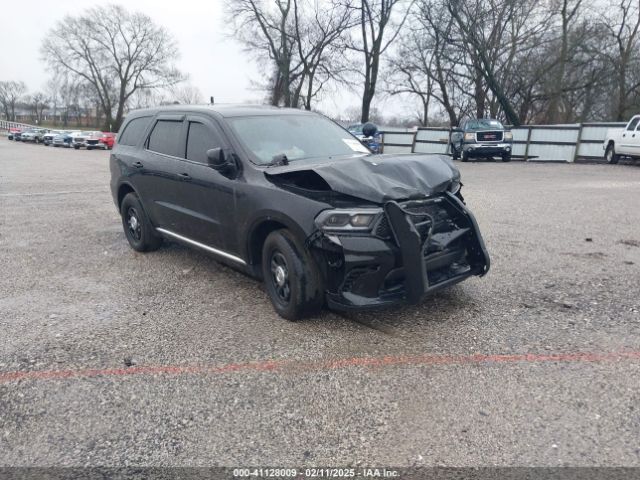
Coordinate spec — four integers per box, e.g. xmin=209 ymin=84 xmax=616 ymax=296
xmin=110 ymin=105 xmax=490 ymax=320
xmin=450 ymin=119 xmax=513 ymax=162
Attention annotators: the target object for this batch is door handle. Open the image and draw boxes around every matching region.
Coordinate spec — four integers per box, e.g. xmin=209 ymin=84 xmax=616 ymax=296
xmin=178 ymin=172 xmax=191 ymax=180
xmin=132 ymin=161 xmax=143 ymax=168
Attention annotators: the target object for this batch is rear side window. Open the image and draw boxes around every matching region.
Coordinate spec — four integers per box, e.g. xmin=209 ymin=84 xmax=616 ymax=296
xmin=147 ymin=120 xmax=184 ymax=157
xmin=186 ymin=122 xmax=222 ymax=164
xmin=118 ymin=117 xmax=150 ymax=146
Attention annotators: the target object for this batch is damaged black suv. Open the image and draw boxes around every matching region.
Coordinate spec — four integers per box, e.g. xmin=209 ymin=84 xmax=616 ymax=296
xmin=110 ymin=105 xmax=490 ymax=320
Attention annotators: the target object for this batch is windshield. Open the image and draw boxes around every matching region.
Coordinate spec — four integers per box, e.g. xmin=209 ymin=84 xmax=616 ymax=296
xmin=228 ymin=114 xmax=369 ymax=165
xmin=466 ymin=119 xmax=504 ymax=130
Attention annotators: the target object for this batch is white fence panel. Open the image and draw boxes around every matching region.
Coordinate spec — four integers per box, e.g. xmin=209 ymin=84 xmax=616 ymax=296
xmin=380 ymin=131 xmax=413 ymax=154
xmin=413 ymin=128 xmax=450 ymax=154
xmin=578 ymin=123 xmax=625 ymax=159
xmin=526 ymin=126 xmax=580 ymax=162
xmin=510 ymin=128 xmax=529 ymax=157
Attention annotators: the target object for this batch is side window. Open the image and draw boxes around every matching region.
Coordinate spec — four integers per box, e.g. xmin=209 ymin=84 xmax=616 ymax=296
xmin=147 ymin=120 xmax=184 ymax=157
xmin=118 ymin=117 xmax=150 ymax=146
xmin=186 ymin=121 xmax=222 ymax=164
xmin=626 ymin=117 xmax=640 ymax=131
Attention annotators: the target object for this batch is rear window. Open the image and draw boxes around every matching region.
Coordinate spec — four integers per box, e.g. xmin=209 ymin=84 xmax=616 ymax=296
xmin=118 ymin=117 xmax=151 ymax=146
xmin=147 ymin=120 xmax=184 ymax=157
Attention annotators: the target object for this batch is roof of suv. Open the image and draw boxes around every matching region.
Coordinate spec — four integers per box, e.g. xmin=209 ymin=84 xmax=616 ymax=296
xmin=126 ymin=104 xmax=316 ymax=119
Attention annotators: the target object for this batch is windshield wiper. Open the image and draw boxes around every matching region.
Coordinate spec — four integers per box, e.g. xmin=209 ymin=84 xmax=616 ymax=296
xmin=266 ymin=153 xmax=290 ymax=167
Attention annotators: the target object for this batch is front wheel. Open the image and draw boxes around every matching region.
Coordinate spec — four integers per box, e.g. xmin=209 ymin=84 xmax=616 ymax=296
xmin=120 ymin=192 xmax=162 ymax=252
xmin=605 ymin=143 xmax=619 ymax=164
xmin=502 ymin=153 xmax=511 ymax=162
xmin=262 ymin=230 xmax=324 ymax=321
xmin=461 ymin=150 xmax=470 ymax=162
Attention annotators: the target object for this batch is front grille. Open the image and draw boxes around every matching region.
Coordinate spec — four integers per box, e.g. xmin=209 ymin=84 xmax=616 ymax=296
xmin=375 ymin=215 xmax=391 ymax=239
xmin=87 ymin=140 xmax=99 ymax=145
xmin=476 ymin=131 xmax=503 ymax=142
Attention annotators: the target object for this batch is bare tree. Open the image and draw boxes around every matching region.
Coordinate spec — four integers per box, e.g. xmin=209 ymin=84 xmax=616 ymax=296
xmin=601 ymin=0 xmax=640 ymax=120
xmin=41 ymin=5 xmax=184 ymax=131
xmin=170 ymin=84 xmax=204 ymax=104
xmin=0 ymin=81 xmax=27 ymax=121
xmin=228 ymin=0 xmax=353 ymax=109
xmin=26 ymin=92 xmax=49 ymax=124
xmin=350 ymin=0 xmax=413 ymax=123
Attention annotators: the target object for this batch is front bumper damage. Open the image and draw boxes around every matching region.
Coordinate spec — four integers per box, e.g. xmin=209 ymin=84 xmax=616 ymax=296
xmin=310 ymin=193 xmax=490 ymax=310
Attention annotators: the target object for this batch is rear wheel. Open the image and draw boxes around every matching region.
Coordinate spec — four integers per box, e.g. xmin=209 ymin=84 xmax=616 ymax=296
xmin=120 ymin=192 xmax=162 ymax=252
xmin=262 ymin=230 xmax=324 ymax=321
xmin=605 ymin=143 xmax=619 ymax=164
xmin=502 ymin=153 xmax=511 ymax=162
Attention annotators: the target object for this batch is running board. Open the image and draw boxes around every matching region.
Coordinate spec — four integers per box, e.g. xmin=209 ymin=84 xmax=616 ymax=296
xmin=155 ymin=228 xmax=247 ymax=266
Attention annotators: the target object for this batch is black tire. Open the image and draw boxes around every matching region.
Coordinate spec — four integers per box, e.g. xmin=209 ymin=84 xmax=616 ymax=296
xmin=87 ymin=146 xmax=93 ymax=151
xmin=461 ymin=150 xmax=470 ymax=162
xmin=262 ymin=229 xmax=324 ymax=321
xmin=502 ymin=153 xmax=511 ymax=162
xmin=120 ymin=192 xmax=162 ymax=252
xmin=74 ymin=145 xmax=80 ymax=150
xmin=605 ymin=143 xmax=619 ymax=164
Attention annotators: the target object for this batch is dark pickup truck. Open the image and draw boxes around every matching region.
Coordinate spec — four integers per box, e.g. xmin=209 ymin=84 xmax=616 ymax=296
xmin=110 ymin=105 xmax=490 ymax=320
xmin=450 ymin=119 xmax=513 ymax=162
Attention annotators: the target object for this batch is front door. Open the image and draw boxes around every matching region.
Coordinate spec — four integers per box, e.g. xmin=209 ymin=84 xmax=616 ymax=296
xmin=620 ymin=116 xmax=640 ymax=155
xmin=178 ymin=117 xmax=237 ymax=253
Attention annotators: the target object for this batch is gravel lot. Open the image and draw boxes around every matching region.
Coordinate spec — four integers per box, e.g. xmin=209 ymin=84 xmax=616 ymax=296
xmin=1 ymin=139 xmax=640 ymax=468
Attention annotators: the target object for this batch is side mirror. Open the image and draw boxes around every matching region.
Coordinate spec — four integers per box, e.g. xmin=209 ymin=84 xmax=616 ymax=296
xmin=206 ymin=147 xmax=237 ymax=175
xmin=362 ymin=122 xmax=378 ymax=137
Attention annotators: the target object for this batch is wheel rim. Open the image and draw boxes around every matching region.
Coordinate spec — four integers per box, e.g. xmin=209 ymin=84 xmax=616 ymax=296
xmin=270 ymin=252 xmax=291 ymax=303
xmin=126 ymin=207 xmax=142 ymax=241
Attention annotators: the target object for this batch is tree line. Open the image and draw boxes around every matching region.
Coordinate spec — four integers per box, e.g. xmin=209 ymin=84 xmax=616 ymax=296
xmin=228 ymin=0 xmax=640 ymax=126
xmin=2 ymin=1 xmax=638 ymax=131
xmin=0 ymin=5 xmax=201 ymax=131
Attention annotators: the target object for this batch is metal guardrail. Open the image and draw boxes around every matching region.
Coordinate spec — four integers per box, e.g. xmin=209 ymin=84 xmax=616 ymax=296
xmin=0 ymin=120 xmax=39 ymax=133
xmin=380 ymin=122 xmax=628 ymax=162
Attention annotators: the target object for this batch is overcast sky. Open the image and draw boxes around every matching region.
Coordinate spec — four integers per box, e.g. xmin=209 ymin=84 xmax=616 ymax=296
xmin=0 ymin=0 xmax=410 ymax=118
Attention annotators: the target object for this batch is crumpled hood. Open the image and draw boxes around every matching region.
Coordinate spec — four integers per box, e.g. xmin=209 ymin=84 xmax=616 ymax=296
xmin=265 ymin=153 xmax=460 ymax=203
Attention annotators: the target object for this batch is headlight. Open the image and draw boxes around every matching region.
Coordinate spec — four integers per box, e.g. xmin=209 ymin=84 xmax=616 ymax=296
xmin=315 ymin=209 xmax=381 ymax=232
xmin=464 ymin=132 xmax=475 ymax=142
xmin=504 ymin=131 xmax=513 ymax=141
xmin=449 ymin=179 xmax=461 ymax=194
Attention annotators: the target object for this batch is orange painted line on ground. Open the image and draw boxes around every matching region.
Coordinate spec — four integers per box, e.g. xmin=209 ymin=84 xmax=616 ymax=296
xmin=1 ymin=351 xmax=639 ymax=385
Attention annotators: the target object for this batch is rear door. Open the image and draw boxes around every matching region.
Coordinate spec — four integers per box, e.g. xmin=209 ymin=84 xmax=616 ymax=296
xmin=136 ymin=115 xmax=195 ymax=233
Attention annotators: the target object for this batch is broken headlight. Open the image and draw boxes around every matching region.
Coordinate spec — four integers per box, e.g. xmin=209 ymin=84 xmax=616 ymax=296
xmin=315 ymin=209 xmax=382 ymax=232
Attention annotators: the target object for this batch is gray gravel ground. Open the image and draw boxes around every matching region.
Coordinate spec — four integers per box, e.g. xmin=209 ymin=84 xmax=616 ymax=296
xmin=1 ymin=139 xmax=640 ymax=467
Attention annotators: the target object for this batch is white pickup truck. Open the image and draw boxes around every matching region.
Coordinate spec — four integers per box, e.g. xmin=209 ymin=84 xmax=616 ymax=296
xmin=604 ymin=115 xmax=640 ymax=163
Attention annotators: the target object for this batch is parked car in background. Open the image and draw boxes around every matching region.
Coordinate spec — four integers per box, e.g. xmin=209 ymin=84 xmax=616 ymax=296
xmin=73 ymin=131 xmax=106 ymax=150
xmin=7 ymin=128 xmax=22 ymax=140
xmin=42 ymin=130 xmax=64 ymax=146
xmin=347 ymin=124 xmax=365 ymax=139
xmin=53 ymin=131 xmax=80 ymax=148
xmin=99 ymin=132 xmax=116 ymax=149
xmin=21 ymin=128 xmax=48 ymax=143
xmin=450 ymin=119 xmax=513 ymax=162
xmin=604 ymin=115 xmax=640 ymax=164
xmin=110 ymin=105 xmax=490 ymax=320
